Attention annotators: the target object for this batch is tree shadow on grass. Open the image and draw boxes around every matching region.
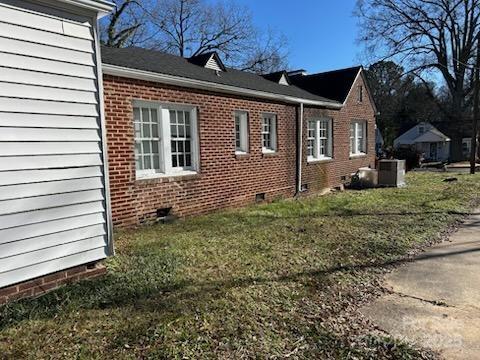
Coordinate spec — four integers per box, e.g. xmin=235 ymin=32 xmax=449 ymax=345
xmin=4 ymin=240 xmax=479 ymax=333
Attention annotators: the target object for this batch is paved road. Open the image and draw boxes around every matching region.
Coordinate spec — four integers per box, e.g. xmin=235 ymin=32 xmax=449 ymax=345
xmin=361 ymin=211 xmax=480 ymax=359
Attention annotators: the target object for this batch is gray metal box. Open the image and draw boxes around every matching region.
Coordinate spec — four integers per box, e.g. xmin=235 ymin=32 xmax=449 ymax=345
xmin=378 ymin=160 xmax=406 ymax=187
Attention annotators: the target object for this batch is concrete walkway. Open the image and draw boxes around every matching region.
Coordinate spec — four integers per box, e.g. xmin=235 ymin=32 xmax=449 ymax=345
xmin=361 ymin=211 xmax=480 ymax=359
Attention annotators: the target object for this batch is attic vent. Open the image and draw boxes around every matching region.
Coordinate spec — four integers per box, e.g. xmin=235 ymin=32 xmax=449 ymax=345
xmin=279 ymin=74 xmax=290 ymax=86
xmin=206 ymin=55 xmax=223 ymax=71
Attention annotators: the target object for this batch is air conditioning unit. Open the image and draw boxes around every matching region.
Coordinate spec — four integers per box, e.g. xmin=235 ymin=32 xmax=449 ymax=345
xmin=378 ymin=160 xmax=406 ymax=187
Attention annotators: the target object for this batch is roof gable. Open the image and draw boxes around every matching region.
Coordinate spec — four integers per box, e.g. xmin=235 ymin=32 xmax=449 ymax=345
xmin=188 ymin=52 xmax=226 ymax=72
xmin=261 ymin=71 xmax=291 ymax=86
xmin=289 ymin=66 xmax=362 ymax=103
xmin=394 ymin=122 xmax=449 ymax=145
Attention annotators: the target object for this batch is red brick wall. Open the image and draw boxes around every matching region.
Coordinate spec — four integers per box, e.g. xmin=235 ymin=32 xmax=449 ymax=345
xmin=0 ymin=263 xmax=106 ymax=306
xmin=301 ymin=73 xmax=376 ymax=193
xmin=104 ymin=75 xmax=298 ymax=227
xmin=104 ymin=73 xmax=376 ymax=227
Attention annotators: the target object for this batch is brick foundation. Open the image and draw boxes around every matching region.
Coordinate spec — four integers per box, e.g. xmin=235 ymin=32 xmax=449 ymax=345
xmin=0 ymin=263 xmax=106 ymax=306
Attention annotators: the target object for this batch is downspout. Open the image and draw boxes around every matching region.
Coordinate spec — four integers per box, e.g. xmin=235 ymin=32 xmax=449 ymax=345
xmin=296 ymin=102 xmax=304 ymax=196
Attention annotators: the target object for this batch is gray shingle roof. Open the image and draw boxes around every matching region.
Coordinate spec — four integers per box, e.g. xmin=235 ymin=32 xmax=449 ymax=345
xmin=289 ymin=66 xmax=362 ymax=103
xmin=101 ymin=46 xmax=340 ymax=105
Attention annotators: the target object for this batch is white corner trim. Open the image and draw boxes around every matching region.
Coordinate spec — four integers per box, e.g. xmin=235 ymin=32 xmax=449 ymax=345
xmin=102 ymin=64 xmax=343 ymax=109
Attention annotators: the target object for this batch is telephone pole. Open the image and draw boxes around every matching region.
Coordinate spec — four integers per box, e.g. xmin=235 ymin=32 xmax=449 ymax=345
xmin=471 ymin=38 xmax=480 ymax=174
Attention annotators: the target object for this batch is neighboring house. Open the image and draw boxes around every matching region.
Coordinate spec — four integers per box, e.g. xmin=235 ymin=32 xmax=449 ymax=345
xmin=0 ymin=0 xmax=114 ymax=303
xmin=376 ymin=127 xmax=384 ymax=156
xmin=101 ymin=50 xmax=377 ymax=227
xmin=394 ymin=122 xmax=451 ymax=162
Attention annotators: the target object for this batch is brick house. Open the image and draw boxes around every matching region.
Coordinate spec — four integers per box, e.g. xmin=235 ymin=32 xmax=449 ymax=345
xmin=101 ymin=47 xmax=377 ymax=227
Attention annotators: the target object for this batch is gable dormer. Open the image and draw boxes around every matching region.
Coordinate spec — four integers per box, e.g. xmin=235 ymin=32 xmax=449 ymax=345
xmin=188 ymin=52 xmax=226 ymax=72
xmin=261 ymin=71 xmax=291 ymax=86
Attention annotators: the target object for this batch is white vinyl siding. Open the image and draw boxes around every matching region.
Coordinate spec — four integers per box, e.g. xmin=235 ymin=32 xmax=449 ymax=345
xmin=307 ymin=118 xmax=333 ymax=161
xmin=0 ymin=1 xmax=109 ymax=289
xmin=350 ymin=121 xmax=367 ymax=156
xmin=134 ymin=101 xmax=199 ymax=179
xmin=262 ymin=113 xmax=277 ymax=153
xmin=235 ymin=111 xmax=249 ymax=154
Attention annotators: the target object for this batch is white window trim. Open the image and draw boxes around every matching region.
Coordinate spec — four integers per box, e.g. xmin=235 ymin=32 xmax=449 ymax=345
xmin=307 ymin=118 xmax=333 ymax=162
xmin=262 ymin=113 xmax=277 ymax=153
xmin=234 ymin=110 xmax=249 ymax=154
xmin=133 ymin=100 xmax=200 ymax=180
xmin=350 ymin=120 xmax=367 ymax=157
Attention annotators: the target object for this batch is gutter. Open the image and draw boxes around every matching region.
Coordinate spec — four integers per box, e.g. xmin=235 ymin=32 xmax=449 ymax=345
xmin=296 ymin=103 xmax=304 ymax=196
xmin=102 ymin=64 xmax=343 ymax=109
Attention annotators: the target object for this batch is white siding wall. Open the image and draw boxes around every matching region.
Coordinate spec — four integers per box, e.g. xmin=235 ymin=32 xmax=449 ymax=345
xmin=0 ymin=1 xmax=109 ymax=289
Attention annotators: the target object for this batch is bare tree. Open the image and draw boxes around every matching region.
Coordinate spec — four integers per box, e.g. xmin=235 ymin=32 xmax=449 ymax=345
xmin=100 ymin=0 xmax=145 ymax=48
xmin=356 ymin=0 xmax=480 ymax=120
xmin=101 ymin=0 xmax=288 ymax=73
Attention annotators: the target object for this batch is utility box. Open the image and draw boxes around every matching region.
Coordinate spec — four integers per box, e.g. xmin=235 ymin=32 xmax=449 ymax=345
xmin=378 ymin=160 xmax=406 ymax=187
xmin=358 ymin=167 xmax=378 ymax=188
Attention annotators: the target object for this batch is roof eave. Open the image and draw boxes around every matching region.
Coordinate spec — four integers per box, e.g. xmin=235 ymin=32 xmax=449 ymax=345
xmin=102 ymin=64 xmax=343 ymax=109
xmin=54 ymin=0 xmax=115 ymax=17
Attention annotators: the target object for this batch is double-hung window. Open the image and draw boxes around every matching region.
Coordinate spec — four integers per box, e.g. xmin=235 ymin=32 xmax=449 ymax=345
xmin=134 ymin=101 xmax=199 ymax=179
xmin=235 ymin=111 xmax=249 ymax=154
xmin=307 ymin=118 xmax=333 ymax=161
xmin=262 ymin=113 xmax=277 ymax=153
xmin=350 ymin=120 xmax=367 ymax=156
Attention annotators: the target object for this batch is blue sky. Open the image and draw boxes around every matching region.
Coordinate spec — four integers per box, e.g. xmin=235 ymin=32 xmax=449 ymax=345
xmin=238 ymin=0 xmax=362 ymax=73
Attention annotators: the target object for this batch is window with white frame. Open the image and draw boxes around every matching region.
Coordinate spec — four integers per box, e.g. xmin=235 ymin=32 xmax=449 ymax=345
xmin=307 ymin=118 xmax=332 ymax=161
xmin=350 ymin=120 xmax=367 ymax=155
xmin=134 ymin=101 xmax=199 ymax=178
xmin=235 ymin=111 xmax=249 ymax=153
xmin=262 ymin=113 xmax=277 ymax=152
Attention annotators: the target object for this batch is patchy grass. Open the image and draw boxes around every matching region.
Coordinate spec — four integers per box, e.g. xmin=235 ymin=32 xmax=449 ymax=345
xmin=1 ymin=172 xmax=480 ymax=359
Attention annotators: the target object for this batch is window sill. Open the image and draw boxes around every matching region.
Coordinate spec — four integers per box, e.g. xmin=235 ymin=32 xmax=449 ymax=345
xmin=349 ymin=153 xmax=368 ymax=159
xmin=235 ymin=152 xmax=250 ymax=159
xmin=136 ymin=171 xmax=200 ymax=183
xmin=262 ymin=150 xmax=278 ymax=157
xmin=307 ymin=157 xmax=334 ymax=164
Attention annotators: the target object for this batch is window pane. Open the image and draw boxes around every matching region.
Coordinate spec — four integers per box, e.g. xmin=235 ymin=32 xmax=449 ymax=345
xmin=142 ymin=108 xmax=150 ymax=123
xmin=171 ymin=124 xmax=177 ymax=137
xmin=153 ymin=155 xmax=160 ymax=169
xmin=185 ymin=154 xmax=192 ymax=167
xmin=143 ymin=156 xmax=151 ymax=169
xmin=143 ymin=124 xmax=151 ymax=138
xmin=133 ymin=108 xmax=141 ymax=122
xmin=135 ymin=142 xmax=142 ymax=156
xmin=135 ymin=156 xmax=142 ymax=170
xmin=169 ymin=110 xmax=176 ymax=123
xmin=185 ymin=111 xmax=190 ymax=126
xmin=142 ymin=141 xmax=151 ymax=154
xmin=178 ymin=111 xmax=185 ymax=125
xmin=152 ymin=123 xmax=159 ymax=138
xmin=151 ymin=108 xmax=158 ymax=122
xmin=152 ymin=141 xmax=159 ymax=154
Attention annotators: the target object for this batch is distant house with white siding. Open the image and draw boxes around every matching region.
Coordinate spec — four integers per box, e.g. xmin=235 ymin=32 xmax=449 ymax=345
xmin=394 ymin=122 xmax=451 ymax=162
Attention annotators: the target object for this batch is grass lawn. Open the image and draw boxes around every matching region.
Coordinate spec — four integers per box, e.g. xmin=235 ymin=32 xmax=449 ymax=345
xmin=1 ymin=172 xmax=480 ymax=359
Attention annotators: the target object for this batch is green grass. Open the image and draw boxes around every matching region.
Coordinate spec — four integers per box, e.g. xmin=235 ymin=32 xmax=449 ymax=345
xmin=1 ymin=172 xmax=480 ymax=359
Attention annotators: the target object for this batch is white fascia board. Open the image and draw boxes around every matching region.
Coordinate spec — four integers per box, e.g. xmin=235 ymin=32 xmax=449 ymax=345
xmin=102 ymin=64 xmax=343 ymax=109
xmin=55 ymin=0 xmax=114 ymax=17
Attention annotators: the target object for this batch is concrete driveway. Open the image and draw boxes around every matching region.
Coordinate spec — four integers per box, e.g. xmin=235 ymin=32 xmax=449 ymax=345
xmin=361 ymin=211 xmax=480 ymax=359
